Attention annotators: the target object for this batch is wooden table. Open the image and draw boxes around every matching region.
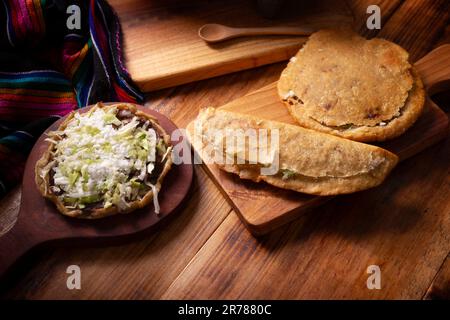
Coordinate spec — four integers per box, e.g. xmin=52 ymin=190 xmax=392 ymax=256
xmin=1 ymin=0 xmax=450 ymax=299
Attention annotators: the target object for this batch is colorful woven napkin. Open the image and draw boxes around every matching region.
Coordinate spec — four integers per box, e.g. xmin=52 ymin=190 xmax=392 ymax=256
xmin=0 ymin=0 xmax=144 ymax=198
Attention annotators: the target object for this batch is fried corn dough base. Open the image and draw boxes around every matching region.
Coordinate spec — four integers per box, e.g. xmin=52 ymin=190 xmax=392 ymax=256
xmin=35 ymin=103 xmax=173 ymax=219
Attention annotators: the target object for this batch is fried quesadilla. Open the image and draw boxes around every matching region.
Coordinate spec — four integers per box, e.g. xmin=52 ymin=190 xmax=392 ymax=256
xmin=187 ymin=108 xmax=398 ymax=195
xmin=278 ymin=29 xmax=425 ymax=142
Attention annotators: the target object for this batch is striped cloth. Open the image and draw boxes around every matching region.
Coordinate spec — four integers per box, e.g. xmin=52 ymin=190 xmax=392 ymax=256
xmin=0 ymin=0 xmax=144 ymax=198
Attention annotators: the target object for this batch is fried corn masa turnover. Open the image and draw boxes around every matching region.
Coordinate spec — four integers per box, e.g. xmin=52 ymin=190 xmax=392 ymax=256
xmin=187 ymin=108 xmax=398 ymax=196
xmin=35 ymin=103 xmax=173 ymax=219
xmin=278 ymin=29 xmax=425 ymax=142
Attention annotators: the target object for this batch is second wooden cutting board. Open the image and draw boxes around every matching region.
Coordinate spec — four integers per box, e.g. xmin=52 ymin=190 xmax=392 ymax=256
xmin=110 ymin=0 xmax=352 ymax=92
xmin=188 ymin=45 xmax=450 ymax=236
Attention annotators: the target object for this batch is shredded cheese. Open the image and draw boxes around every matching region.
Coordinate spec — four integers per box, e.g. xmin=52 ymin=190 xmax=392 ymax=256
xmin=149 ymin=183 xmax=160 ymax=214
xmin=48 ymin=107 xmax=164 ymax=212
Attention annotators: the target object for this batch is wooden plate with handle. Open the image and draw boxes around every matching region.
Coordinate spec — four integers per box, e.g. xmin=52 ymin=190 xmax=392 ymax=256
xmin=0 ymin=105 xmax=193 ymax=279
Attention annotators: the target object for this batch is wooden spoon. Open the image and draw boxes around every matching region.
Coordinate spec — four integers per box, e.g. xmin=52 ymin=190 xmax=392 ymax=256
xmin=198 ymin=23 xmax=315 ymax=43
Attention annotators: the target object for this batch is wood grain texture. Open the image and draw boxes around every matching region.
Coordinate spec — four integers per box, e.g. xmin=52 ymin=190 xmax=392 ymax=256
xmin=110 ymin=0 xmax=352 ymax=92
xmin=188 ymin=46 xmax=450 ymax=235
xmin=2 ymin=167 xmax=231 ymax=299
xmin=424 ymin=254 xmax=450 ymax=299
xmin=415 ymin=45 xmax=450 ymax=95
xmin=163 ymin=151 xmax=450 ymax=299
xmin=420 ymin=18 xmax=450 ymax=301
xmin=348 ymin=0 xmax=403 ymax=36
xmin=377 ymin=0 xmax=450 ymax=61
xmin=0 ymin=0 xmax=449 ymax=299
xmin=0 ymin=187 xmax=20 ymax=237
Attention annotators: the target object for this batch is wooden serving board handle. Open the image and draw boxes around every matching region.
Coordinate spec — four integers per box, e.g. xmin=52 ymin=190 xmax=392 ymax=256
xmin=0 ymin=218 xmax=40 ymax=279
xmin=415 ymin=44 xmax=450 ymax=94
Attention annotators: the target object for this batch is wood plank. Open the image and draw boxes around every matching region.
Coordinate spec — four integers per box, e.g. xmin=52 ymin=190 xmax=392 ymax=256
xmin=421 ymin=19 xmax=450 ymax=301
xmin=163 ymin=135 xmax=450 ymax=298
xmin=435 ymin=24 xmax=450 ymax=47
xmin=424 ymin=254 xmax=450 ymax=299
xmin=110 ymin=0 xmax=352 ymax=92
xmin=145 ymin=64 xmax=286 ymax=128
xmin=0 ymin=186 xmax=20 ymax=237
xmin=377 ymin=0 xmax=450 ymax=61
xmin=2 ymin=167 xmax=231 ymax=299
xmin=348 ymin=0 xmax=403 ymax=36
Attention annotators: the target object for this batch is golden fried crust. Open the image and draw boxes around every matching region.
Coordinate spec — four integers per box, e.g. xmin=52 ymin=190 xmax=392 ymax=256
xmin=35 ymin=103 xmax=173 ymax=219
xmin=187 ymin=108 xmax=399 ymax=196
xmin=285 ymin=69 xmax=425 ymax=142
xmin=278 ymin=29 xmax=425 ymax=142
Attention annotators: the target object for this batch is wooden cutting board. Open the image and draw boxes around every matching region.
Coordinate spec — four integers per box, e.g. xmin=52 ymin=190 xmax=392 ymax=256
xmin=189 ymin=44 xmax=450 ymax=236
xmin=110 ymin=0 xmax=353 ymax=92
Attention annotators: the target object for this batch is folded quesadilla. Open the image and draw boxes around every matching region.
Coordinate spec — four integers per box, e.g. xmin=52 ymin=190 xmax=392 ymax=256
xmin=187 ymin=108 xmax=398 ymax=195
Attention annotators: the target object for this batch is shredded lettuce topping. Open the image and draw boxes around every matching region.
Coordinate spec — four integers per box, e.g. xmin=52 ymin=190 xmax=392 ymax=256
xmin=280 ymin=168 xmax=296 ymax=180
xmin=46 ymin=107 xmax=167 ymax=213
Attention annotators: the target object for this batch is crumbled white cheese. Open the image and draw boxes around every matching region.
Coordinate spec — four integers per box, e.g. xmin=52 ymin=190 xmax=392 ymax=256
xmin=49 ymin=106 xmax=161 ymax=211
xmin=149 ymin=183 xmax=160 ymax=214
xmin=290 ymin=56 xmax=297 ymax=63
xmin=283 ymin=90 xmax=296 ymax=100
xmin=162 ymin=146 xmax=172 ymax=163
xmin=379 ymin=122 xmax=387 ymax=126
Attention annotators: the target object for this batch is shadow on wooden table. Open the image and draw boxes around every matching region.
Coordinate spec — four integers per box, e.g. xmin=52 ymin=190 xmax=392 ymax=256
xmin=0 ymin=168 xmax=201 ymax=297
xmin=255 ymin=137 xmax=449 ymax=249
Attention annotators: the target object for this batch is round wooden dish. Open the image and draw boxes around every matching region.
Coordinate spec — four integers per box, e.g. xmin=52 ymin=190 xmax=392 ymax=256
xmin=0 ymin=104 xmax=193 ymax=278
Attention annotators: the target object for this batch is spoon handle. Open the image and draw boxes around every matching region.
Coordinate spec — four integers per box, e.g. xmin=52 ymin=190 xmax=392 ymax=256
xmin=232 ymin=26 xmax=315 ymax=37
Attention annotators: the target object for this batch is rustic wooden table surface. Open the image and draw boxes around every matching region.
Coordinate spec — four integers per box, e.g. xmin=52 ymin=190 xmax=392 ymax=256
xmin=1 ymin=0 xmax=449 ymax=299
